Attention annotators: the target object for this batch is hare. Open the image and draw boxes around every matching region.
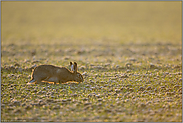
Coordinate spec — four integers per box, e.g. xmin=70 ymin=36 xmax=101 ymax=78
xmin=27 ymin=62 xmax=83 ymax=85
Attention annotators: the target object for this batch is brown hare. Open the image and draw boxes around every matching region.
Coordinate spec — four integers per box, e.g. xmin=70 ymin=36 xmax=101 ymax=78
xmin=27 ymin=62 xmax=83 ymax=84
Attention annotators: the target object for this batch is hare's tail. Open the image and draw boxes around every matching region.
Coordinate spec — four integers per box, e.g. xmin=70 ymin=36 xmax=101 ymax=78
xmin=27 ymin=79 xmax=36 ymax=85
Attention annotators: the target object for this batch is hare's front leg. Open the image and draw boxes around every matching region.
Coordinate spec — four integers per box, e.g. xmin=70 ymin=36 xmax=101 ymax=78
xmin=58 ymin=79 xmax=67 ymax=84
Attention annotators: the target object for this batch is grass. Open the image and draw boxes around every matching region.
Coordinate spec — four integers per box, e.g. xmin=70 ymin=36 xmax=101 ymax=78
xmin=1 ymin=1 xmax=182 ymax=122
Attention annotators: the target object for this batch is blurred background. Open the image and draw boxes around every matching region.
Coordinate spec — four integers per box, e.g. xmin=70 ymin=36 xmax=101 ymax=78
xmin=2 ymin=1 xmax=182 ymax=45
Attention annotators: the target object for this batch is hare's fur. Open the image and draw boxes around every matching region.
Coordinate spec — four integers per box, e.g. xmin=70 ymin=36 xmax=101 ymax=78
xmin=28 ymin=62 xmax=83 ymax=84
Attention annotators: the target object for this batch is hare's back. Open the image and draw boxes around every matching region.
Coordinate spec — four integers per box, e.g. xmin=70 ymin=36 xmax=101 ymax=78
xmin=34 ymin=65 xmax=70 ymax=73
xmin=55 ymin=67 xmax=71 ymax=74
xmin=33 ymin=65 xmax=60 ymax=73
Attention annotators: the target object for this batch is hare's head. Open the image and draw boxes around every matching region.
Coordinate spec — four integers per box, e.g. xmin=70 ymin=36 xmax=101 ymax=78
xmin=72 ymin=62 xmax=84 ymax=82
xmin=75 ymin=72 xmax=84 ymax=82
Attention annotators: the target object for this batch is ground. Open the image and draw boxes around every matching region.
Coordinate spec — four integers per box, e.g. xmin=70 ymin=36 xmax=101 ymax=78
xmin=1 ymin=1 xmax=182 ymax=122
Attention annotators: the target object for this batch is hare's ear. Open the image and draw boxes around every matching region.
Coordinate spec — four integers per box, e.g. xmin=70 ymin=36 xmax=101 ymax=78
xmin=70 ymin=62 xmax=74 ymax=71
xmin=73 ymin=62 xmax=77 ymax=74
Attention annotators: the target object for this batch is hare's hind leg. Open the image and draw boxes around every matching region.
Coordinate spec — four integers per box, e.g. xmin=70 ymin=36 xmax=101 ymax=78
xmin=27 ymin=78 xmax=42 ymax=85
xmin=27 ymin=79 xmax=36 ymax=85
xmin=35 ymin=79 xmax=43 ymax=84
xmin=33 ymin=73 xmax=49 ymax=84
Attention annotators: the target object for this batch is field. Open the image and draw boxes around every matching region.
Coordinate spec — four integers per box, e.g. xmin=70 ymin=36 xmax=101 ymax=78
xmin=1 ymin=1 xmax=182 ymax=122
